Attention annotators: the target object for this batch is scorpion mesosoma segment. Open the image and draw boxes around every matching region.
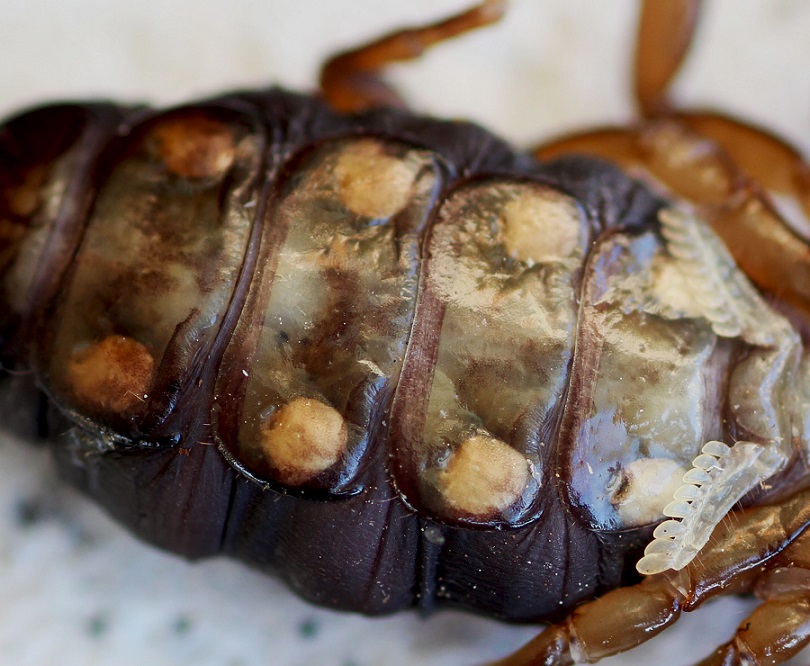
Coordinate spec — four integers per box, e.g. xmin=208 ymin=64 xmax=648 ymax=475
xmin=3 ymin=3 xmax=802 ymax=663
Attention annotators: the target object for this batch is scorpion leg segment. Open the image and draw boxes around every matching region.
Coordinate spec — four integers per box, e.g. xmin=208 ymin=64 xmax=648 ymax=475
xmin=634 ymin=0 xmax=702 ymax=118
xmin=636 ymin=0 xmax=810 ymax=231
xmin=672 ymin=112 xmax=810 ymax=241
xmin=489 ymin=487 xmax=810 ymax=665
xmin=486 ymin=575 xmax=686 ymax=666
xmin=673 ymin=112 xmax=810 ymax=203
xmin=320 ymin=0 xmax=506 ymax=113
xmin=696 ymin=530 xmax=810 ymax=665
xmin=695 ymin=593 xmax=810 ymax=666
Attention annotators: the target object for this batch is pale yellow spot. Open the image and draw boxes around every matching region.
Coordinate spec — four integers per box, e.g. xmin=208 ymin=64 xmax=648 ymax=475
xmin=499 ymin=190 xmax=583 ymax=265
xmin=609 ymin=458 xmax=688 ymax=527
xmin=67 ymin=335 xmax=155 ymax=413
xmin=333 ymin=140 xmax=415 ymax=219
xmin=438 ymin=435 xmax=529 ymax=518
xmin=651 ymin=260 xmax=698 ymax=315
xmin=150 ymin=116 xmax=236 ymax=179
xmin=260 ymin=397 xmax=348 ymax=485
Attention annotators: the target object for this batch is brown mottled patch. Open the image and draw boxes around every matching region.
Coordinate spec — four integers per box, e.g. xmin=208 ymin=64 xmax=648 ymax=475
xmin=333 ymin=140 xmax=416 ymax=219
xmin=5 ymin=165 xmax=48 ymax=217
xmin=67 ymin=335 xmax=155 ymax=413
xmin=437 ymin=435 xmax=529 ymax=518
xmin=148 ymin=116 xmax=236 ymax=180
xmin=259 ymin=397 xmax=348 ymax=486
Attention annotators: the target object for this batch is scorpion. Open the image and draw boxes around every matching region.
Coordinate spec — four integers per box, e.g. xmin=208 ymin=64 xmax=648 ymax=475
xmin=2 ymin=2 xmax=810 ymax=665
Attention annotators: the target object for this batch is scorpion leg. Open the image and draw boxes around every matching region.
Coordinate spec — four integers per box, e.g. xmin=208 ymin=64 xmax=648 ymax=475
xmin=538 ymin=119 xmax=810 ymax=320
xmin=488 ymin=487 xmax=810 ymax=666
xmin=695 ymin=593 xmax=810 ymax=666
xmin=533 ymin=0 xmax=700 ymax=154
xmin=695 ymin=530 xmax=810 ymax=665
xmin=634 ymin=0 xmax=701 ymax=118
xmin=534 ymin=0 xmax=810 ymax=319
xmin=320 ymin=0 xmax=505 ymax=113
xmin=486 ymin=575 xmax=688 ymax=666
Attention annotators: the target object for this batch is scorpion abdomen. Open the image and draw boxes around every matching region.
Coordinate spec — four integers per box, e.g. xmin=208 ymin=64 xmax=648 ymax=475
xmin=2 ymin=89 xmax=805 ymax=622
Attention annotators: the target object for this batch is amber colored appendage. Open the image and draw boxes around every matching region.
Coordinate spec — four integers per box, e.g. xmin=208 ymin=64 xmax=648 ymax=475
xmin=535 ymin=0 xmax=810 ymax=321
xmin=486 ymin=486 xmax=810 ymax=666
xmin=320 ymin=0 xmax=506 ymax=113
xmin=634 ymin=0 xmax=700 ymax=118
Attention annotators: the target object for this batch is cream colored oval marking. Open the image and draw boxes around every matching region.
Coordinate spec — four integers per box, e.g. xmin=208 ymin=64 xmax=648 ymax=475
xmin=608 ymin=458 xmax=688 ymax=528
xmin=333 ymin=139 xmax=417 ymax=219
xmin=259 ymin=397 xmax=348 ymax=486
xmin=499 ymin=190 xmax=583 ymax=265
xmin=67 ymin=335 xmax=155 ymax=413
xmin=149 ymin=116 xmax=236 ymax=180
xmin=437 ymin=434 xmax=529 ymax=518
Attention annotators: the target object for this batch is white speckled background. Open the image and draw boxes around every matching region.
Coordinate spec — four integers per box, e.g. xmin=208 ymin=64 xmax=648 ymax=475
xmin=2 ymin=2 xmax=810 ymax=665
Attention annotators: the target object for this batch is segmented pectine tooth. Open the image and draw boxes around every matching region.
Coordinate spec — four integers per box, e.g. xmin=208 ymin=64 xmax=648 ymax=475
xmin=674 ymin=484 xmax=703 ymax=501
xmin=692 ymin=453 xmax=722 ymax=471
xmin=683 ymin=468 xmax=712 ymax=485
xmin=653 ymin=519 xmax=686 ymax=539
xmin=657 ymin=206 xmax=750 ymax=340
xmin=665 ymin=243 xmax=699 ymax=262
xmin=637 ymin=439 xmax=791 ymax=577
xmin=702 ymin=441 xmax=731 ymax=457
xmin=711 ymin=320 xmax=743 ymax=339
xmin=644 ymin=538 xmax=679 ymax=555
xmin=704 ymin=306 xmax=733 ymax=324
xmin=663 ymin=500 xmax=693 ymax=519
xmin=636 ymin=553 xmax=674 ymax=576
